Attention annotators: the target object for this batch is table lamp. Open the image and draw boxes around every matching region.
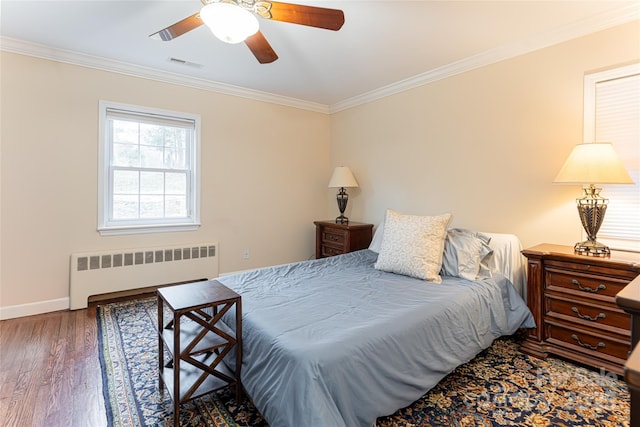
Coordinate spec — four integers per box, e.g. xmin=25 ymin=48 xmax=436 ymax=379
xmin=328 ymin=166 xmax=359 ymax=224
xmin=553 ymin=142 xmax=633 ymax=256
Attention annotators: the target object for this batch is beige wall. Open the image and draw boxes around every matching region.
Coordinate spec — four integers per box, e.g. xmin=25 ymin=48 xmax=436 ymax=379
xmin=330 ymin=21 xmax=640 ymax=250
xmin=0 ymin=52 xmax=330 ymax=311
xmin=1 ymin=20 xmax=638 ymax=316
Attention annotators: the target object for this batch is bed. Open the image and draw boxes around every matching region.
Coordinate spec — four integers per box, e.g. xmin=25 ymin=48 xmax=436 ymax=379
xmin=218 ymin=216 xmax=535 ymax=427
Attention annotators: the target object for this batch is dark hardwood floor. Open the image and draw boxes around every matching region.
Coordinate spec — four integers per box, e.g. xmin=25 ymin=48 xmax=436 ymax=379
xmin=0 ymin=304 xmax=108 ymax=427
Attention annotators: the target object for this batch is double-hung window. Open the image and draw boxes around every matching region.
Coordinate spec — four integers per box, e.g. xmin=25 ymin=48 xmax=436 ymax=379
xmin=583 ymin=63 xmax=639 ymax=252
xmin=98 ymin=101 xmax=201 ymax=235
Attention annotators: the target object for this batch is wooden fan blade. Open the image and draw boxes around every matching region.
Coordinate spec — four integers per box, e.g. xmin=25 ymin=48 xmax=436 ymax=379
xmin=149 ymin=13 xmax=203 ymax=41
xmin=267 ymin=2 xmax=344 ymax=31
xmin=245 ymin=31 xmax=279 ymax=64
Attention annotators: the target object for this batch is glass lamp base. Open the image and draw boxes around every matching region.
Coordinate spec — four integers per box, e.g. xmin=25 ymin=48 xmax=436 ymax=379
xmin=574 ymin=240 xmax=610 ymax=257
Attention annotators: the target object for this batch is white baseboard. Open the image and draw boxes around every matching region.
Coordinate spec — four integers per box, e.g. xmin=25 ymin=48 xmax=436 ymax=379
xmin=0 ymin=297 xmax=70 ymax=320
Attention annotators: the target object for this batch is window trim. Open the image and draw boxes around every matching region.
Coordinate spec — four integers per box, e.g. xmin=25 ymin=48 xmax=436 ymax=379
xmin=98 ymin=100 xmax=201 ymax=236
xmin=583 ymin=63 xmax=640 ymax=252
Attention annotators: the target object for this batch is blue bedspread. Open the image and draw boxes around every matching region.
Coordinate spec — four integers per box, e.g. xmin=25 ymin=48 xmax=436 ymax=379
xmin=219 ymin=249 xmax=534 ymax=427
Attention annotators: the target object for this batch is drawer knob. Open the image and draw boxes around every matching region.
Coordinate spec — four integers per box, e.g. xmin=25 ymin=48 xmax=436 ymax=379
xmin=571 ymin=279 xmax=606 ymax=293
xmin=571 ymin=334 xmax=605 ymax=351
xmin=571 ymin=307 xmax=606 ymax=322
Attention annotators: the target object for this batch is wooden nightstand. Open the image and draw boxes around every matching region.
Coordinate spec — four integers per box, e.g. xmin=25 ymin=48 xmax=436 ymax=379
xmin=314 ymin=221 xmax=373 ymax=259
xmin=521 ymin=243 xmax=640 ymax=375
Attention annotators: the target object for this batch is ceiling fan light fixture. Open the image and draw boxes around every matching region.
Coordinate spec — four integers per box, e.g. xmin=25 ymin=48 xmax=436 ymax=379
xmin=200 ymin=2 xmax=259 ymax=44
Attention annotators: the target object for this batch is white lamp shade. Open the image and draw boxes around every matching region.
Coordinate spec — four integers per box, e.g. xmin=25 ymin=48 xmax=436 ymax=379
xmin=553 ymin=142 xmax=634 ymax=184
xmin=200 ymin=2 xmax=259 ymax=44
xmin=328 ymin=166 xmax=359 ymax=188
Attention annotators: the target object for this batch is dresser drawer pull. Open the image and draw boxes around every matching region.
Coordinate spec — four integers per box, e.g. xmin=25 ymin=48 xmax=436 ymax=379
xmin=571 ymin=307 xmax=606 ymax=322
xmin=571 ymin=279 xmax=606 ymax=293
xmin=327 ymin=235 xmax=340 ymax=242
xmin=571 ymin=334 xmax=605 ymax=350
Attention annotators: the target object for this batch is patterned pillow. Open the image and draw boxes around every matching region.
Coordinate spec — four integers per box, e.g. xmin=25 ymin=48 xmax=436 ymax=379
xmin=374 ymin=209 xmax=452 ymax=283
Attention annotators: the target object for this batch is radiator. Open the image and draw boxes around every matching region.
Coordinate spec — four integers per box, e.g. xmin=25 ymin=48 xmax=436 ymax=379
xmin=69 ymin=242 xmax=218 ymax=310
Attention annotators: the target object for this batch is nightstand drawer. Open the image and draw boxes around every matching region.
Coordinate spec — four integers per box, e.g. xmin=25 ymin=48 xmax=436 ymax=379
xmin=545 ymin=268 xmax=628 ymax=299
xmin=545 ymin=295 xmax=630 ymax=334
xmin=314 ymin=221 xmax=373 ymax=259
xmin=546 ymin=321 xmax=630 ymax=362
xmin=321 ymin=229 xmax=346 ymax=246
xmin=320 ymin=245 xmax=345 ymax=258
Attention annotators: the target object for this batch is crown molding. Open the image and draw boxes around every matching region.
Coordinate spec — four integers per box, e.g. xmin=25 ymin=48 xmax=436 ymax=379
xmin=0 ymin=37 xmax=330 ymax=114
xmin=329 ymin=5 xmax=640 ymax=113
xmin=2 ymin=4 xmax=637 ymax=116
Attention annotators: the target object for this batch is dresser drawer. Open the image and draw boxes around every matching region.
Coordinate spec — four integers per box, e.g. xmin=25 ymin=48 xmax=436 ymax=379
xmin=545 ymin=294 xmax=630 ymax=334
xmin=545 ymin=321 xmax=630 ymax=362
xmin=545 ymin=268 xmax=629 ymax=300
xmin=321 ymin=229 xmax=346 ymax=246
xmin=546 ymin=259 xmax=640 ymax=281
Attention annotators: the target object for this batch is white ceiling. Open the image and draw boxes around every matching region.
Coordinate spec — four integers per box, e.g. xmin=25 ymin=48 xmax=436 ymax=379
xmin=1 ymin=1 xmax=638 ymax=112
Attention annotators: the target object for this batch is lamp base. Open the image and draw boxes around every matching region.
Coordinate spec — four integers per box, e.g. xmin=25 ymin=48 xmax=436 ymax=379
xmin=574 ymin=240 xmax=610 ymax=257
xmin=335 ymin=187 xmax=349 ymax=225
xmin=335 ymin=215 xmax=349 ymax=224
xmin=573 ymin=185 xmax=610 ymax=257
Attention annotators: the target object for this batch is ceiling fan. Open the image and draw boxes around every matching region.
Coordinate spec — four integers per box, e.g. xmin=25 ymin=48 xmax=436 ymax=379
xmin=150 ymin=0 xmax=345 ymax=64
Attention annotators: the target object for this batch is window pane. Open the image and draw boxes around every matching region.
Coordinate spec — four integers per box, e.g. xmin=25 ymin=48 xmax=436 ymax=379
xmin=165 ymin=172 xmax=186 ymax=195
xmin=140 ymin=171 xmax=164 ymax=195
xmin=112 ymin=120 xmax=138 ymax=144
xmin=164 ymin=147 xmax=186 ymax=169
xmin=140 ymin=123 xmax=165 ymax=147
xmin=165 ymin=127 xmax=185 ymax=146
xmin=165 ymin=195 xmax=187 ymax=217
xmin=113 ymin=170 xmax=139 ymax=194
xmin=140 ymin=195 xmax=164 ymax=218
xmin=140 ymin=145 xmax=164 ymax=168
xmin=113 ymin=195 xmax=138 ymax=219
xmin=113 ymin=143 xmax=140 ymax=167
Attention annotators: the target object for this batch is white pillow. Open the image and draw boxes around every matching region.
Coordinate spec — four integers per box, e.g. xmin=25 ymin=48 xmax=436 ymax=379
xmin=374 ymin=209 xmax=452 ymax=283
xmin=483 ymin=232 xmax=527 ymax=297
xmin=368 ymin=221 xmax=385 ymax=253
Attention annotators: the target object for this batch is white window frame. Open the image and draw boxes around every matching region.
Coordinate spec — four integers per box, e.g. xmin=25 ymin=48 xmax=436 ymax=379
xmin=583 ymin=63 xmax=640 ymax=252
xmin=98 ymin=100 xmax=201 ymax=235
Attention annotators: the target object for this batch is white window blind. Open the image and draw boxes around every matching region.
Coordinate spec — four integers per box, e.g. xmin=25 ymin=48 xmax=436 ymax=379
xmin=584 ymin=63 xmax=640 ymax=251
xmin=98 ymin=101 xmax=201 ymax=235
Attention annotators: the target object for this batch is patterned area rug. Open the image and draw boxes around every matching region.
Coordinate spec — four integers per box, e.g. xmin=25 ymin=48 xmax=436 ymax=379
xmin=98 ymin=298 xmax=629 ymax=427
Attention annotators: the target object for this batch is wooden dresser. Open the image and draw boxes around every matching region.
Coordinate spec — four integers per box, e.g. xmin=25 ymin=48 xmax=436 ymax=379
xmin=521 ymin=244 xmax=640 ymax=375
xmin=314 ymin=221 xmax=373 ymax=259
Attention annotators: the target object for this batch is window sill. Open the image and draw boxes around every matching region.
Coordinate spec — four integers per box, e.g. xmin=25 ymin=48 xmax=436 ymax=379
xmin=98 ymin=223 xmax=200 ymax=236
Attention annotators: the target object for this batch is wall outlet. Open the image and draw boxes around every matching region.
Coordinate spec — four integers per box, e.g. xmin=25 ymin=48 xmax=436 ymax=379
xmin=242 ymin=249 xmax=250 ymax=260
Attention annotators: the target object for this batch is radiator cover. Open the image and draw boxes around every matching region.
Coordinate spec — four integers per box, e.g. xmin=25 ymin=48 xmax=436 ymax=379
xmin=69 ymin=243 xmax=218 ymax=309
